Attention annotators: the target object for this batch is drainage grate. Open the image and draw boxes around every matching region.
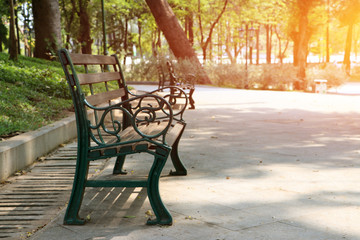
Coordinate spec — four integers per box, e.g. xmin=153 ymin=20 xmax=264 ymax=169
xmin=0 ymin=141 xmax=108 ymax=239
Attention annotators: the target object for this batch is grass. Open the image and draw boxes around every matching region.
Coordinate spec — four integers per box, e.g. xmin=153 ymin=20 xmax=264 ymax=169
xmin=0 ymin=53 xmax=72 ymax=139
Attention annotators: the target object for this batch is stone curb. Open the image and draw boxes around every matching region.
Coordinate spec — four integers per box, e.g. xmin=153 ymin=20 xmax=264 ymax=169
xmin=0 ymin=114 xmax=77 ymax=181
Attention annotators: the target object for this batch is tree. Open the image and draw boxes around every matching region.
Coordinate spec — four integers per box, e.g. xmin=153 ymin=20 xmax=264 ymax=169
xmin=197 ymin=0 xmax=228 ymax=62
xmin=288 ymin=0 xmax=322 ymax=90
xmin=274 ymin=25 xmax=289 ymax=64
xmin=59 ymin=0 xmax=76 ymax=50
xmin=70 ymin=0 xmax=92 ymax=54
xmin=0 ymin=23 xmax=7 ymax=52
xmin=0 ymin=0 xmax=9 ymax=52
xmin=9 ymin=0 xmax=18 ymax=60
xmin=145 ymin=0 xmax=211 ymax=84
xmin=335 ymin=0 xmax=360 ymax=75
xmin=32 ymin=0 xmax=62 ymax=59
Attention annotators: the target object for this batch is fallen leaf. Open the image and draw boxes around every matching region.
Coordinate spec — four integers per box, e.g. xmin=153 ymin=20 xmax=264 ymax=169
xmin=145 ymin=210 xmax=154 ymax=216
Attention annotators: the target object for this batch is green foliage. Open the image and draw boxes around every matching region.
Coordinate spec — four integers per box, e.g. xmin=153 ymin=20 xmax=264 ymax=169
xmin=0 ymin=52 xmax=72 ymax=137
xmin=0 ymin=54 xmax=69 ymax=98
xmin=124 ymin=57 xmax=159 ymax=82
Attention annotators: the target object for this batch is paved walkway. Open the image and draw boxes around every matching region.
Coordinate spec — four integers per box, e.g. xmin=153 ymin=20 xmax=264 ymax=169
xmin=5 ymin=85 xmax=360 ymax=239
xmin=328 ymin=82 xmax=360 ymax=95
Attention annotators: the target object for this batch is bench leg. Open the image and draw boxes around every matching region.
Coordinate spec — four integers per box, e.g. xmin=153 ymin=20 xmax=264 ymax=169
xmin=188 ymin=88 xmax=195 ymax=109
xmin=147 ymin=152 xmax=173 ymax=225
xmin=64 ymin=152 xmax=89 ymax=225
xmin=169 ymin=126 xmax=187 ymax=176
xmin=113 ymin=155 xmax=127 ymax=174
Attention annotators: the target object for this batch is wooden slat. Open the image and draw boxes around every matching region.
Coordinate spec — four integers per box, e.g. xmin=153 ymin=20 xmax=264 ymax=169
xmin=86 ymin=88 xmax=126 ymax=106
xmin=77 ymin=72 xmax=121 ymax=85
xmin=116 ymin=122 xmax=169 ymax=142
xmin=69 ymin=53 xmax=116 ymax=65
xmin=166 ymin=123 xmax=184 ymax=146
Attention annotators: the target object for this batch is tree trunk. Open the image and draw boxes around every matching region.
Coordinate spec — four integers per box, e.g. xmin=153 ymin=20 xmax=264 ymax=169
xmin=145 ymin=0 xmax=211 ymax=84
xmin=71 ymin=0 xmax=92 ymax=54
xmin=326 ymin=0 xmax=330 ymax=63
xmin=123 ymin=18 xmax=128 ymax=65
xmin=292 ymin=31 xmax=299 ymax=66
xmin=138 ymin=20 xmax=143 ymax=58
xmin=297 ymin=8 xmax=309 ymax=89
xmin=266 ymin=24 xmax=272 ymax=64
xmin=187 ymin=11 xmax=194 ymax=45
xmin=15 ymin=5 xmax=21 ymax=55
xmin=78 ymin=9 xmax=92 ymax=54
xmin=256 ymin=27 xmax=260 ymax=65
xmin=0 ymin=20 xmax=6 ymax=52
xmin=33 ymin=0 xmax=62 ymax=59
xmin=198 ymin=0 xmax=228 ymax=63
xmin=9 ymin=0 xmax=18 ymax=60
xmin=249 ymin=46 xmax=253 ymax=64
xmin=274 ymin=26 xmax=289 ymax=65
xmin=61 ymin=0 xmax=76 ymax=50
xmin=344 ymin=23 xmax=353 ymax=75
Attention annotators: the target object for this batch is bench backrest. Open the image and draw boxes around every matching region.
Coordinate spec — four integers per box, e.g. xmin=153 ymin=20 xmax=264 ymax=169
xmin=58 ymin=49 xmax=131 ymax=146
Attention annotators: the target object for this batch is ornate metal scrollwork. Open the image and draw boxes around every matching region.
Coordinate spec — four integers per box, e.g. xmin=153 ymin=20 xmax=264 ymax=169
xmin=84 ymin=94 xmax=173 ymax=146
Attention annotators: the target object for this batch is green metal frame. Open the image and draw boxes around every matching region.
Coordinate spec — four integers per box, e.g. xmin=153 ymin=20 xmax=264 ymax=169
xmin=58 ymin=48 xmax=188 ymax=226
xmin=158 ymin=60 xmax=196 ymax=109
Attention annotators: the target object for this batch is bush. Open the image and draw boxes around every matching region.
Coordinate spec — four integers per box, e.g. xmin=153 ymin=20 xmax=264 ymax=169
xmin=205 ymin=63 xmax=299 ymax=90
xmin=0 ymin=62 xmax=70 ymax=98
xmin=205 ymin=63 xmax=247 ymax=88
xmin=123 ymin=55 xmax=205 ymax=85
xmin=120 ymin=55 xmax=346 ymax=92
xmin=173 ymin=58 xmax=204 ymax=84
xmin=123 ymin=57 xmax=159 ymax=82
xmin=306 ymin=63 xmax=347 ymax=89
xmin=255 ymin=64 xmax=299 ymax=90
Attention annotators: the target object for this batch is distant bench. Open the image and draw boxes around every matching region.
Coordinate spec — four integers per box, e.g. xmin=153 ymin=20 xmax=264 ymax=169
xmin=58 ymin=48 xmax=189 ymax=226
xmin=158 ymin=60 xmax=196 ymax=109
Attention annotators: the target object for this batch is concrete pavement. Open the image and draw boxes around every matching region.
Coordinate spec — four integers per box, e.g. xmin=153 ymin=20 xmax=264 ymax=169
xmin=27 ymin=85 xmax=360 ymax=240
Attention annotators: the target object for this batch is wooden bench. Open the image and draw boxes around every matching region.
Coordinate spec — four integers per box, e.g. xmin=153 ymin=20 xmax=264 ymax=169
xmin=158 ymin=60 xmax=196 ymax=109
xmin=58 ymin=48 xmax=189 ymax=226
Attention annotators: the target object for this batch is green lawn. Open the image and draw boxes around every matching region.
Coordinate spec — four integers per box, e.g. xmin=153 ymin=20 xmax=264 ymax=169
xmin=0 ymin=53 xmax=72 ymax=139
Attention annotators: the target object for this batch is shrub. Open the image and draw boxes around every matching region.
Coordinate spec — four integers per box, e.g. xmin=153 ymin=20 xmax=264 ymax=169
xmin=124 ymin=55 xmax=205 ymax=85
xmin=205 ymin=63 xmax=299 ymax=90
xmin=255 ymin=64 xmax=299 ymax=90
xmin=306 ymin=63 xmax=347 ymax=89
xmin=123 ymin=57 xmax=159 ymax=82
xmin=172 ymin=58 xmax=204 ymax=84
xmin=205 ymin=63 xmax=247 ymax=88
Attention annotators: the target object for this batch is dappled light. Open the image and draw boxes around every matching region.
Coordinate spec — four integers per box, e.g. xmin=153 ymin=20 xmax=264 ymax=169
xmin=3 ymin=0 xmax=360 ymax=239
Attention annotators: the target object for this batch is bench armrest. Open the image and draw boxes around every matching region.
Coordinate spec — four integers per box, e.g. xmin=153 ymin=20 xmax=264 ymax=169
xmin=129 ymin=86 xmax=188 ymax=122
xmin=84 ymin=93 xmax=174 ymax=146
